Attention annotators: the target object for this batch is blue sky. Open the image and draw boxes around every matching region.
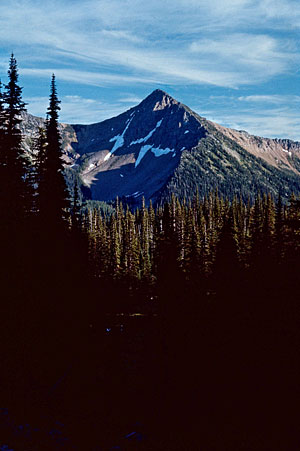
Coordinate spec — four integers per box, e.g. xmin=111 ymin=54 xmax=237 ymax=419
xmin=1 ymin=0 xmax=299 ymax=139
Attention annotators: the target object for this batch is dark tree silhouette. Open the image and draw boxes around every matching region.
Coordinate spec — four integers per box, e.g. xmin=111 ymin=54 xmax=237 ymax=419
xmin=38 ymin=74 xmax=69 ymax=231
xmin=0 ymin=55 xmax=28 ymax=227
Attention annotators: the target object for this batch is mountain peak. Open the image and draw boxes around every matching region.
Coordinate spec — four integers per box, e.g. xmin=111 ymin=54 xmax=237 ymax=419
xmin=140 ymin=89 xmax=179 ymax=111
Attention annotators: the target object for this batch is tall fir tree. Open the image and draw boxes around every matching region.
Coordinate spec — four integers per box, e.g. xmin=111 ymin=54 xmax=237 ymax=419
xmin=39 ymin=74 xmax=69 ymax=231
xmin=140 ymin=197 xmax=151 ymax=280
xmin=275 ymin=191 xmax=284 ymax=262
xmin=34 ymin=75 xmax=72 ymax=318
xmin=0 ymin=80 xmax=6 ymax=151
xmin=0 ymin=80 xmax=7 ymax=205
xmin=212 ymin=206 xmax=240 ymax=299
xmin=0 ymin=55 xmax=29 ymax=227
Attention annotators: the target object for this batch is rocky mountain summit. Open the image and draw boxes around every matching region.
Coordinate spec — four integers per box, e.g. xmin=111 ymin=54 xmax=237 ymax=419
xmin=21 ymin=89 xmax=300 ymax=204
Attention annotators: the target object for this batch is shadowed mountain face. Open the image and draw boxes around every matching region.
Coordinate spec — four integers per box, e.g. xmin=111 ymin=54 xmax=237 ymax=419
xmin=21 ymin=89 xmax=300 ymax=204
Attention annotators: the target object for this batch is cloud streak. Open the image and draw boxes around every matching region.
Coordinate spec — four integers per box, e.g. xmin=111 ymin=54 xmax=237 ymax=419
xmin=1 ymin=0 xmax=299 ymax=89
xmin=24 ymin=94 xmax=142 ymax=124
xmin=1 ymin=0 xmax=299 ymax=138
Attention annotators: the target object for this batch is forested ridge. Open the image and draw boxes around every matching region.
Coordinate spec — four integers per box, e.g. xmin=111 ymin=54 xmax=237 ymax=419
xmin=0 ymin=55 xmax=299 ymax=450
xmin=86 ymin=191 xmax=300 ymax=307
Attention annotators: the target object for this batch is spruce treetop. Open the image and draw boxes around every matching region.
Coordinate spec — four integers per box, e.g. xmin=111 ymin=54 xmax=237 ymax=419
xmin=4 ymin=53 xmax=26 ymax=131
xmin=0 ymin=80 xmax=6 ymax=126
xmin=47 ymin=74 xmax=61 ymax=124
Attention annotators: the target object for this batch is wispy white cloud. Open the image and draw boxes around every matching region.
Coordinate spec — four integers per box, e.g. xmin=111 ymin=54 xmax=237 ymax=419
xmin=189 ymin=34 xmax=294 ymax=76
xmin=201 ymin=107 xmax=300 ymax=141
xmin=238 ymin=95 xmax=300 ymax=104
xmin=100 ymin=29 xmax=144 ymax=43
xmin=25 ymin=94 xmax=129 ymax=124
xmin=119 ymin=96 xmax=143 ymax=103
xmin=1 ymin=0 xmax=299 ymax=137
xmin=21 ymin=67 xmax=161 ymax=86
xmin=192 ymin=92 xmax=300 ymax=140
xmin=0 ymin=0 xmax=299 ymax=89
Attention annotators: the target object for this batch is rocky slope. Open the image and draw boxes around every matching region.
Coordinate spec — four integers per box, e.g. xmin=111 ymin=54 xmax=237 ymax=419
xmin=21 ymin=89 xmax=300 ymax=204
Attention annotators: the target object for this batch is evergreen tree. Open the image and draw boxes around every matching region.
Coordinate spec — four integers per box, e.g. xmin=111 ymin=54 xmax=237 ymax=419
xmin=261 ymin=193 xmax=275 ymax=262
xmin=0 ymin=80 xmax=6 ymax=151
xmin=275 ymin=192 xmax=284 ymax=262
xmin=198 ymin=204 xmax=210 ymax=276
xmin=70 ymin=179 xmax=82 ymax=231
xmin=0 ymin=80 xmax=7 ymax=215
xmin=0 ymin=55 xmax=34 ymax=306
xmin=121 ymin=206 xmax=140 ymax=282
xmin=249 ymin=193 xmax=264 ymax=267
xmin=212 ymin=206 xmax=240 ymax=298
xmin=284 ymin=194 xmax=300 ymax=269
xmin=39 ymin=74 xmax=69 ymax=230
xmin=0 ymin=55 xmax=28 ymax=226
xmin=140 ymin=197 xmax=151 ymax=280
xmin=109 ymin=213 xmax=121 ymax=278
xmin=34 ymin=75 xmax=71 ymax=319
xmin=29 ymin=127 xmax=47 ymax=216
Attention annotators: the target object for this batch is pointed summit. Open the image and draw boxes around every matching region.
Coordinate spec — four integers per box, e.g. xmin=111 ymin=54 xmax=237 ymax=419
xmin=140 ymin=89 xmax=179 ymax=111
xmin=20 ymin=88 xmax=300 ymax=207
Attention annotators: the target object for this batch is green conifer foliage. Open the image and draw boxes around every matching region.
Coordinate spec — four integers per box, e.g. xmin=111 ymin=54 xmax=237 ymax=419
xmin=213 ymin=206 xmax=240 ymax=297
xmin=122 ymin=206 xmax=140 ymax=282
xmin=109 ymin=213 xmax=121 ymax=278
xmin=275 ymin=192 xmax=284 ymax=262
xmin=140 ymin=197 xmax=151 ymax=280
xmin=262 ymin=193 xmax=275 ymax=256
xmin=39 ymin=75 xmax=69 ymax=230
xmin=0 ymin=55 xmax=29 ymax=225
xmin=250 ymin=193 xmax=264 ymax=266
xmin=0 ymin=80 xmax=6 ymax=151
xmin=0 ymin=80 xmax=7 ymax=213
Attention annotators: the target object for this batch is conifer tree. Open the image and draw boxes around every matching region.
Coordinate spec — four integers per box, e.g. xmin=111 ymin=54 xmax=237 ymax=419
xmin=29 ymin=127 xmax=47 ymax=216
xmin=70 ymin=179 xmax=82 ymax=231
xmin=212 ymin=206 xmax=239 ymax=298
xmin=0 ymin=80 xmax=6 ymax=151
xmin=0 ymin=80 xmax=7 ymax=211
xmin=121 ymin=206 xmax=140 ymax=282
xmin=198 ymin=204 xmax=210 ymax=276
xmin=250 ymin=193 xmax=264 ymax=267
xmin=261 ymin=193 xmax=275 ymax=259
xmin=39 ymin=74 xmax=69 ymax=230
xmin=285 ymin=194 xmax=300 ymax=267
xmin=0 ymin=55 xmax=28 ymax=225
xmin=140 ymin=197 xmax=151 ymax=280
xmin=109 ymin=213 xmax=121 ymax=278
xmin=148 ymin=199 xmax=156 ymax=261
xmin=275 ymin=192 xmax=284 ymax=262
xmin=34 ymin=75 xmax=71 ymax=312
xmin=184 ymin=205 xmax=202 ymax=284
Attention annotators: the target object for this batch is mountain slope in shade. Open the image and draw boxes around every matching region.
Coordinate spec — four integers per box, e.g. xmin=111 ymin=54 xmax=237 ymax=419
xmin=21 ymin=90 xmax=300 ymax=204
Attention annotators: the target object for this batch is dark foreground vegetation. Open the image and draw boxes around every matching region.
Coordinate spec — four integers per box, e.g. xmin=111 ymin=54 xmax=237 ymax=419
xmin=0 ymin=56 xmax=299 ymax=450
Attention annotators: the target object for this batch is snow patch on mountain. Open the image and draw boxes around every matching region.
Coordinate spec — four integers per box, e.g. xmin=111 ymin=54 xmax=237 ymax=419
xmin=135 ymin=145 xmax=152 ymax=168
xmin=130 ymin=119 xmax=163 ymax=146
xmin=105 ymin=117 xmax=134 ymax=161
xmin=151 ymin=147 xmax=174 ymax=157
xmin=282 ymin=148 xmax=292 ymax=155
xmin=135 ymin=144 xmax=175 ymax=168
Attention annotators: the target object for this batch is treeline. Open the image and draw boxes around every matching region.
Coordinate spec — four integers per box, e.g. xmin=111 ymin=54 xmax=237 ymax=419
xmin=85 ymin=191 xmax=300 ymax=308
xmin=82 ymin=191 xmax=300 ymax=447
